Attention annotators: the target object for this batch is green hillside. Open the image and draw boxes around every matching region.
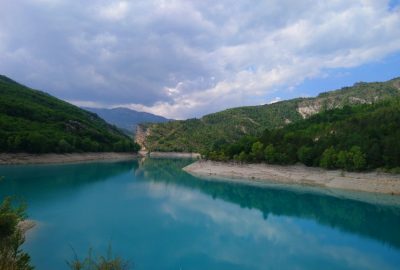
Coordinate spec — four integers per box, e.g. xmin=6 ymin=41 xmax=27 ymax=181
xmin=0 ymin=75 xmax=140 ymax=153
xmin=206 ymin=97 xmax=400 ymax=171
xmin=138 ymin=77 xmax=400 ymax=153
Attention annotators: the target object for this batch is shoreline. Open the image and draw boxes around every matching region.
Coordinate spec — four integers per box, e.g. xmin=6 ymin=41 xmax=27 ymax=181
xmin=184 ymin=160 xmax=400 ymax=196
xmin=0 ymin=152 xmax=137 ymax=165
xmin=141 ymin=151 xmax=201 ymax=159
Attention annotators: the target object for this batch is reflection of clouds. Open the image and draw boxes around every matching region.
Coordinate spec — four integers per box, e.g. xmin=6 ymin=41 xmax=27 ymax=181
xmin=144 ymin=181 xmax=397 ymax=270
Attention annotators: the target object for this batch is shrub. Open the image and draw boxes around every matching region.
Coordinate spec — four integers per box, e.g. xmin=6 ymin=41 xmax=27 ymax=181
xmin=67 ymin=246 xmax=131 ymax=270
xmin=0 ymin=198 xmax=33 ymax=270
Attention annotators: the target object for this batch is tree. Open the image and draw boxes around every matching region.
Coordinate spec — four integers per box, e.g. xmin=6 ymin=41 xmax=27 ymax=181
xmin=383 ymin=134 xmax=400 ymax=168
xmin=58 ymin=139 xmax=73 ymax=153
xmin=320 ymin=147 xmax=337 ymax=169
xmin=26 ymin=132 xmax=47 ymax=153
xmin=236 ymin=151 xmax=248 ymax=162
xmin=297 ymin=146 xmax=314 ymax=166
xmin=264 ymin=144 xmax=276 ymax=164
xmin=336 ymin=150 xmax=348 ymax=169
xmin=251 ymin=142 xmax=264 ymax=162
xmin=367 ymin=142 xmax=382 ymax=168
xmin=349 ymin=146 xmax=366 ymax=171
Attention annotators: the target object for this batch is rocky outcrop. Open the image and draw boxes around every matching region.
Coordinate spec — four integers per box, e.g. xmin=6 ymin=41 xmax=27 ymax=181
xmin=297 ymin=95 xmax=375 ymax=119
xmin=297 ymin=101 xmax=323 ymax=119
xmin=393 ymin=79 xmax=400 ymax=90
xmin=135 ymin=124 xmax=151 ymax=150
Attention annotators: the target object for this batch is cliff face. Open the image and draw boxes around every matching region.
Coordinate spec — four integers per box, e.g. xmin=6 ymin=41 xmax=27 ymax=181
xmin=296 ymin=79 xmax=400 ymax=119
xmin=296 ymin=96 xmax=373 ymax=119
xmin=135 ymin=124 xmax=151 ymax=150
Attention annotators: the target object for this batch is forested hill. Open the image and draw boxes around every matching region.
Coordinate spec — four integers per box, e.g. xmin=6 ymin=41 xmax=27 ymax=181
xmin=205 ymin=97 xmax=400 ymax=172
xmin=137 ymin=77 xmax=400 ymax=153
xmin=84 ymin=107 xmax=170 ymax=136
xmin=0 ymin=75 xmax=140 ymax=153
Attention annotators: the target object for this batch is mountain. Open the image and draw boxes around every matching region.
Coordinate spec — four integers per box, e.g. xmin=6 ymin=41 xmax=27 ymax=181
xmin=205 ymin=97 xmax=400 ymax=171
xmin=84 ymin=107 xmax=170 ymax=135
xmin=137 ymin=77 xmax=400 ymax=153
xmin=0 ymin=75 xmax=140 ymax=153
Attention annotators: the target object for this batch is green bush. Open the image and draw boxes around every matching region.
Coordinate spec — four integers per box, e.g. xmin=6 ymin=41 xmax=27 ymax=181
xmin=67 ymin=246 xmax=131 ymax=270
xmin=0 ymin=198 xmax=33 ymax=270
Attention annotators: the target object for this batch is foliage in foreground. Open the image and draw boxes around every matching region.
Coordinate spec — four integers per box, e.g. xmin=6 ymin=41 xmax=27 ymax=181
xmin=67 ymin=246 xmax=131 ymax=270
xmin=0 ymin=75 xmax=140 ymax=153
xmin=205 ymin=98 xmax=400 ymax=172
xmin=0 ymin=195 xmax=132 ymax=270
xmin=0 ymin=197 xmax=33 ymax=270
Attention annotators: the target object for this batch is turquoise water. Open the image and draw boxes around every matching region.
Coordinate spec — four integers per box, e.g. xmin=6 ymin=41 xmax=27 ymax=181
xmin=1 ymin=158 xmax=400 ymax=270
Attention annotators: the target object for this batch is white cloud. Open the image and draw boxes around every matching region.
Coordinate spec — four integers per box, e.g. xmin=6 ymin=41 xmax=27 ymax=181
xmin=97 ymin=1 xmax=130 ymax=21
xmin=111 ymin=0 xmax=400 ymax=118
xmin=0 ymin=0 xmax=399 ymax=118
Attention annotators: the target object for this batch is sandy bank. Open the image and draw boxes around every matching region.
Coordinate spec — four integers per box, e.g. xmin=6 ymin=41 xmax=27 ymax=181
xmin=142 ymin=151 xmax=201 ymax=159
xmin=184 ymin=161 xmax=400 ymax=196
xmin=0 ymin=152 xmax=137 ymax=165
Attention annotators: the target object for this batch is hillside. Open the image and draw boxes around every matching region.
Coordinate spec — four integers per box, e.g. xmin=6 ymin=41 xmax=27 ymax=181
xmin=85 ymin=107 xmax=170 ymax=136
xmin=137 ymin=77 xmax=400 ymax=153
xmin=0 ymin=75 xmax=140 ymax=153
xmin=205 ymin=97 xmax=400 ymax=171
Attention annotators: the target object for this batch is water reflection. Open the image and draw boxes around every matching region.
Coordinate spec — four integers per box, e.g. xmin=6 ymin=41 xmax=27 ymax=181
xmin=0 ymin=160 xmax=138 ymax=202
xmin=137 ymin=158 xmax=400 ymax=249
xmin=0 ymin=158 xmax=399 ymax=269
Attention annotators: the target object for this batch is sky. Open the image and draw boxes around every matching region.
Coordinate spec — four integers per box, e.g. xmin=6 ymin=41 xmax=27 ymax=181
xmin=0 ymin=0 xmax=400 ymax=119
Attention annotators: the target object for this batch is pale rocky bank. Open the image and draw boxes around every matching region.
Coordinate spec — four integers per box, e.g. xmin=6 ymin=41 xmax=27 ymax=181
xmin=184 ymin=161 xmax=400 ymax=195
xmin=0 ymin=152 xmax=137 ymax=165
xmin=147 ymin=152 xmax=201 ymax=158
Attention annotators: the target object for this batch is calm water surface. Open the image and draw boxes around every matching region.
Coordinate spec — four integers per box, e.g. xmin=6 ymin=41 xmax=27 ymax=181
xmin=0 ymin=158 xmax=400 ymax=270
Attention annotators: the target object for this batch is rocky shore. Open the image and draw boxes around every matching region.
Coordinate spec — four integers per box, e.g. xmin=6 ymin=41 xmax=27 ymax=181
xmin=184 ymin=160 xmax=400 ymax=195
xmin=0 ymin=152 xmax=137 ymax=165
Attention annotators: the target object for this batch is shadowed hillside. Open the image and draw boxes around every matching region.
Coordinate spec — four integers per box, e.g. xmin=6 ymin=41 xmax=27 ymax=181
xmin=0 ymin=75 xmax=140 ymax=153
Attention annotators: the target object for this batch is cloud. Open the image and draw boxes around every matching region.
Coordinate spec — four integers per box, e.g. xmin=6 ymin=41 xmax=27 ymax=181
xmin=97 ymin=1 xmax=130 ymax=21
xmin=0 ymin=0 xmax=399 ymax=118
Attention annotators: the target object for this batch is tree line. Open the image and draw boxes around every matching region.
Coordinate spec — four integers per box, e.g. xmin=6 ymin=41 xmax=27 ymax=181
xmin=204 ymin=98 xmax=400 ymax=172
xmin=0 ymin=128 xmax=140 ymax=153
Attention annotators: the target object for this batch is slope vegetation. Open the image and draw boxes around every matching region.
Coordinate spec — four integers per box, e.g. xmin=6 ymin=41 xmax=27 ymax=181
xmin=0 ymin=75 xmax=139 ymax=153
xmin=206 ymin=97 xmax=400 ymax=171
xmin=138 ymin=77 xmax=400 ymax=153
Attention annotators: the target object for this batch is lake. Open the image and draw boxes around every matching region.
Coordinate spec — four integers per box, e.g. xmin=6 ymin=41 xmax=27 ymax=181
xmin=1 ymin=158 xmax=400 ymax=270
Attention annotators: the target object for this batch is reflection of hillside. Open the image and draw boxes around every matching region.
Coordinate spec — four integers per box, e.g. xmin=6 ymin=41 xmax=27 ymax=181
xmin=0 ymin=160 xmax=138 ymax=201
xmin=139 ymin=158 xmax=400 ymax=249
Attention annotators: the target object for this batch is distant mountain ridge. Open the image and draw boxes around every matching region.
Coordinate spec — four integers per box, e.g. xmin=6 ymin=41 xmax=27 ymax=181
xmin=0 ymin=75 xmax=139 ymax=153
xmin=84 ymin=107 xmax=170 ymax=135
xmin=137 ymin=77 xmax=400 ymax=153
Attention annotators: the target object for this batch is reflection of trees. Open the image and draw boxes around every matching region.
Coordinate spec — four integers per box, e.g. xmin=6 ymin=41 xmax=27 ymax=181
xmin=0 ymin=160 xmax=138 ymax=201
xmin=139 ymin=158 xmax=400 ymax=249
